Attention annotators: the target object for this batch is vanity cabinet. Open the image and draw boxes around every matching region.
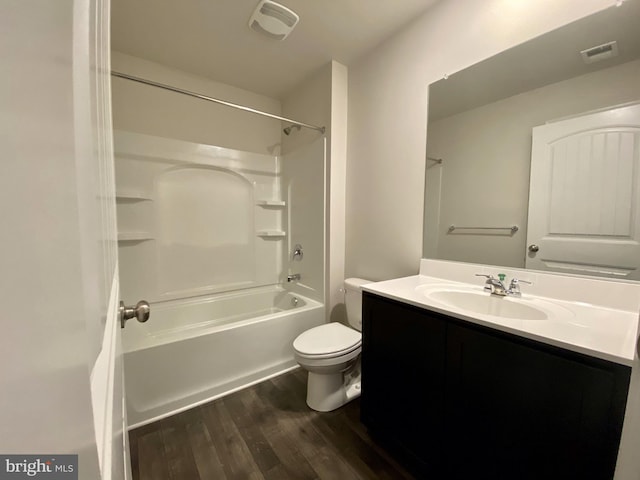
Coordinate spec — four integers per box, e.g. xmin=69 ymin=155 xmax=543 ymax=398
xmin=361 ymin=292 xmax=631 ymax=480
xmin=361 ymin=293 xmax=447 ymax=477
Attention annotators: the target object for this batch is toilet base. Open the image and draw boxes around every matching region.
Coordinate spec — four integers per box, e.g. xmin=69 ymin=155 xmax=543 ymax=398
xmin=306 ymin=372 xmax=346 ymax=411
xmin=305 ymin=361 xmax=362 ymax=412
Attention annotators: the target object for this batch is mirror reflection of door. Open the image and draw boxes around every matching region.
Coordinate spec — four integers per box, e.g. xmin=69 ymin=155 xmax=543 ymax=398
xmin=526 ymin=103 xmax=640 ymax=280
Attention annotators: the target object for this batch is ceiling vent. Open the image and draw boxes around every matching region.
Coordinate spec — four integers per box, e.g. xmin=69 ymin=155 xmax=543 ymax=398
xmin=248 ymin=0 xmax=299 ymax=41
xmin=580 ymin=41 xmax=619 ymax=64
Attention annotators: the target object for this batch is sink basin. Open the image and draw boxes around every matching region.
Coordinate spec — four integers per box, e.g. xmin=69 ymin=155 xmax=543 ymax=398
xmin=413 ymin=283 xmax=576 ymax=321
xmin=427 ymin=290 xmax=548 ymax=320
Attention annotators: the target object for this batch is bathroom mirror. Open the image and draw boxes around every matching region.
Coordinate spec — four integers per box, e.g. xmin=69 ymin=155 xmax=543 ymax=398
xmin=423 ymin=2 xmax=640 ymax=281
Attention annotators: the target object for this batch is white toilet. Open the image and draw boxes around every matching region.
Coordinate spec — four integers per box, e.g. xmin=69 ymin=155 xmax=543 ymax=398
xmin=293 ymin=278 xmax=370 ymax=412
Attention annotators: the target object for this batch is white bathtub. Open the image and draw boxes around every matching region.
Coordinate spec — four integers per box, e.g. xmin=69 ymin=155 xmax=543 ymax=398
xmin=123 ymin=285 xmax=324 ymax=427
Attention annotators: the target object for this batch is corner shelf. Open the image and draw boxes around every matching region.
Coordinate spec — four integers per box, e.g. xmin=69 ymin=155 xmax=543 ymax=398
xmin=118 ymin=232 xmax=154 ymax=242
xmin=256 ymin=200 xmax=286 ymax=207
xmin=256 ymin=230 xmax=286 ymax=238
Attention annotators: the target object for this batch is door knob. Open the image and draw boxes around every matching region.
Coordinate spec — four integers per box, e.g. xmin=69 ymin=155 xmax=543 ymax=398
xmin=120 ymin=300 xmax=150 ymax=329
xmin=528 ymin=244 xmax=540 ymax=253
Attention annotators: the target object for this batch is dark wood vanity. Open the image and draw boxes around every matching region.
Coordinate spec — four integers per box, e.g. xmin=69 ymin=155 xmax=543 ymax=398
xmin=361 ymin=292 xmax=631 ymax=480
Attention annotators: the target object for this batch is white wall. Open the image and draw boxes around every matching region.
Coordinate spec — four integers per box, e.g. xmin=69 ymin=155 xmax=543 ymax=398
xmin=428 ymin=59 xmax=640 ymax=267
xmin=281 ymin=62 xmax=349 ymax=320
xmin=346 ymin=0 xmax=616 ymax=281
xmin=112 ymin=51 xmax=281 ymax=155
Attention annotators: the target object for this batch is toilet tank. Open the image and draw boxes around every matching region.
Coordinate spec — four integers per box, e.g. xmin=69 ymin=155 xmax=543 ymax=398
xmin=344 ymin=278 xmax=371 ymax=331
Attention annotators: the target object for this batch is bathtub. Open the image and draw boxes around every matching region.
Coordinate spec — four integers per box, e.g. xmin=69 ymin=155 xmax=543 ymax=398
xmin=123 ymin=285 xmax=324 ymax=427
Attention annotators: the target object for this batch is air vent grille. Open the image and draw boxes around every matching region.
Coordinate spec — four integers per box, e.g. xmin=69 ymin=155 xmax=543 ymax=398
xmin=248 ymin=1 xmax=299 ymax=41
xmin=581 ymin=41 xmax=619 ymax=64
xmin=260 ymin=3 xmax=297 ymax=27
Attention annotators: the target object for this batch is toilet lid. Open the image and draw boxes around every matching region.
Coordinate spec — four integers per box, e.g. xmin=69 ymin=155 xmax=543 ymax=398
xmin=293 ymin=322 xmax=362 ymax=356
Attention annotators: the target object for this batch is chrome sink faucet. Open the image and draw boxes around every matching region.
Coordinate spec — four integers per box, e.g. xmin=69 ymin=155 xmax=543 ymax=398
xmin=476 ymin=274 xmax=508 ymax=296
xmin=476 ymin=274 xmax=532 ymax=297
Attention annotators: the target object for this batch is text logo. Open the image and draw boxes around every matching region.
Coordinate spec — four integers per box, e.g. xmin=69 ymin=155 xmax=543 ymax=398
xmin=0 ymin=455 xmax=77 ymax=480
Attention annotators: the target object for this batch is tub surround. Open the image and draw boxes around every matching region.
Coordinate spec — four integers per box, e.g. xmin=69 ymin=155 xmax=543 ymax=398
xmin=115 ymin=131 xmax=286 ymax=304
xmin=363 ymin=259 xmax=640 ymax=366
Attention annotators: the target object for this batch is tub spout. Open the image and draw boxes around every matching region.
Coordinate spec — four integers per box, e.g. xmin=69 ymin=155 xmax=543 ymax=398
xmin=287 ymin=273 xmax=301 ymax=282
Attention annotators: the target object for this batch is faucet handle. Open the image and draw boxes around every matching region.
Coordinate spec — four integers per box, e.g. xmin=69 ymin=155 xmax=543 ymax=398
xmin=476 ymin=274 xmax=495 ymax=293
xmin=508 ymin=278 xmax=532 ymax=297
xmin=475 ymin=274 xmax=494 ymax=279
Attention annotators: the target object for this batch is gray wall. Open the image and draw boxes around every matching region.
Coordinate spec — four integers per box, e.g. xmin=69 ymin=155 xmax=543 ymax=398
xmin=112 ymin=51 xmax=281 ymax=154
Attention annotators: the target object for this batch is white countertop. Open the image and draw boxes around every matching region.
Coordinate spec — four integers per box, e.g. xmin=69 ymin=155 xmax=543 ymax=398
xmin=363 ymin=274 xmax=639 ymax=366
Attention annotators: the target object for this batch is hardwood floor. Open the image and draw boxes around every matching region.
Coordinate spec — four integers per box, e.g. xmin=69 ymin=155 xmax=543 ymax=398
xmin=129 ymin=368 xmax=415 ymax=480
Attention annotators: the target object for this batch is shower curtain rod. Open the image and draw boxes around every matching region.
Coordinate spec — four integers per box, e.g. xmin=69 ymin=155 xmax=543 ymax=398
xmin=110 ymin=71 xmax=326 ymax=134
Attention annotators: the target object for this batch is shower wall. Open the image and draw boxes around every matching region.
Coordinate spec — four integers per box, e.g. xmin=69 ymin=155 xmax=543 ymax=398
xmin=282 ymin=138 xmax=326 ymax=302
xmin=282 ymin=61 xmax=348 ymax=318
xmin=111 ymin=52 xmax=328 ymax=304
xmin=114 ymin=131 xmax=284 ymax=302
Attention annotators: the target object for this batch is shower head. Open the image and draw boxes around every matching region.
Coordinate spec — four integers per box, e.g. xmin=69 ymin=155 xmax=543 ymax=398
xmin=283 ymin=124 xmax=302 ymax=135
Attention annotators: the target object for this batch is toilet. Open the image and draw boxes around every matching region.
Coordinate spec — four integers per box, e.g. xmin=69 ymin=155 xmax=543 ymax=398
xmin=293 ymin=278 xmax=370 ymax=412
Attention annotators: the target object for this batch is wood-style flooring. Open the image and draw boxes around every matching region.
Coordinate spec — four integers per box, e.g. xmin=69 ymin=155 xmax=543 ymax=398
xmin=129 ymin=368 xmax=415 ymax=480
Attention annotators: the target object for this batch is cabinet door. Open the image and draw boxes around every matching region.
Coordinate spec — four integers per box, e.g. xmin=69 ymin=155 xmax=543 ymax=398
xmin=445 ymin=323 xmax=630 ymax=480
xmin=362 ymin=294 xmax=447 ymax=475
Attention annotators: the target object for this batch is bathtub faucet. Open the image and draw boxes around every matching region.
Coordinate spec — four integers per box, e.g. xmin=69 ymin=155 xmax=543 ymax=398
xmin=287 ymin=273 xmax=301 ymax=282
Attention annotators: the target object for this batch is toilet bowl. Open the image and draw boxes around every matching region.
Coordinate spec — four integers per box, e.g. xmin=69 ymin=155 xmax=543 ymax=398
xmin=293 ymin=278 xmax=370 ymax=412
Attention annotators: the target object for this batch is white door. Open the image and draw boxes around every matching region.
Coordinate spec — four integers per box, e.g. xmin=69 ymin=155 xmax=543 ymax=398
xmin=0 ymin=1 xmax=129 ymax=479
xmin=526 ymin=103 xmax=640 ymax=280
